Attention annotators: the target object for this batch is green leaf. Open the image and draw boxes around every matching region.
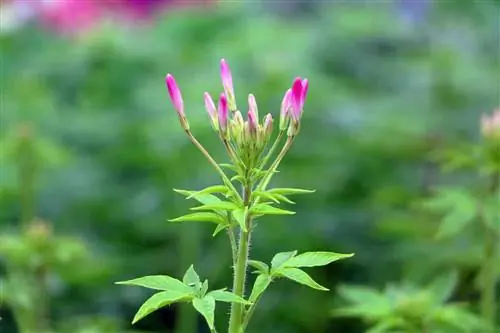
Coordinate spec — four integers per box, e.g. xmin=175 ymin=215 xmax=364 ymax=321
xmin=427 ymin=270 xmax=458 ymax=304
xmin=231 ymin=175 xmax=245 ymax=183
xmin=267 ymin=188 xmax=316 ymax=196
xmin=207 ymin=290 xmax=250 ymax=304
xmin=232 ymin=208 xmax=248 ymax=232
xmin=174 ymin=189 xmax=222 ymax=206
xmin=270 ymin=251 xmax=297 ymax=272
xmin=337 ymin=285 xmax=386 ymax=305
xmin=277 ymin=267 xmax=328 ymax=291
xmin=252 ymin=190 xmax=279 ymax=203
xmin=169 ymin=212 xmax=226 ymax=224
xmin=201 ymin=280 xmax=209 ymax=296
xmin=191 ymin=201 xmax=240 ymax=212
xmin=212 ymin=223 xmax=229 ymax=237
xmin=248 ymin=260 xmax=269 ymax=274
xmin=219 ymin=163 xmax=239 ymax=172
xmin=116 ymin=275 xmax=193 ymax=294
xmin=272 ymin=193 xmax=295 ymax=204
xmin=192 ymin=296 xmax=216 ymax=329
xmin=132 ymin=290 xmax=192 ymax=324
xmin=187 ymin=185 xmax=228 ymax=199
xmin=249 ymin=274 xmax=272 ymax=302
xmin=250 ymin=203 xmax=295 ymax=216
xmin=182 ymin=265 xmax=200 ymax=287
xmin=284 ymin=251 xmax=354 ymax=268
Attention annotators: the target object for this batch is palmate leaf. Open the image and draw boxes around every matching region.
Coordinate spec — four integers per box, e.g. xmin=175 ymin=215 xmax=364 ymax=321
xmin=250 ymin=203 xmax=295 ymax=216
xmin=186 ymin=185 xmax=229 ymax=199
xmin=277 ymin=267 xmax=328 ymax=291
xmin=116 ymin=275 xmax=193 ymax=294
xmin=168 ymin=212 xmax=226 ymax=224
xmin=249 ymin=274 xmax=272 ymax=302
xmin=132 ymin=290 xmax=192 ymax=324
xmin=284 ymin=251 xmax=354 ymax=268
xmin=192 ymin=296 xmax=216 ymax=330
xmin=267 ymin=188 xmax=315 ymax=196
xmin=207 ymin=289 xmax=250 ymax=304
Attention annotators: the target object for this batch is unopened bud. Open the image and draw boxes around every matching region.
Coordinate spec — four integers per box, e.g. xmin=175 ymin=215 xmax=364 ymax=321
xmin=248 ymin=94 xmax=259 ymax=121
xmin=230 ymin=111 xmax=244 ymax=145
xmin=218 ymin=93 xmax=229 ymax=137
xmin=481 ymin=109 xmax=500 ymax=140
xmin=263 ymin=113 xmax=273 ymax=138
xmin=204 ymin=92 xmax=218 ymax=131
xmin=165 ymin=74 xmax=189 ymax=130
xmin=220 ymin=59 xmax=237 ymax=111
xmin=280 ymin=89 xmax=292 ymax=131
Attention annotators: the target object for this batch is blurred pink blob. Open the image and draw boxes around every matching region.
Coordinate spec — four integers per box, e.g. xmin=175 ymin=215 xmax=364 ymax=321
xmin=38 ymin=0 xmax=102 ymax=34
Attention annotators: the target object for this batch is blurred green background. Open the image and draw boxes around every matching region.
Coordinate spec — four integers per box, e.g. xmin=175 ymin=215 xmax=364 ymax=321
xmin=0 ymin=0 xmax=499 ymax=332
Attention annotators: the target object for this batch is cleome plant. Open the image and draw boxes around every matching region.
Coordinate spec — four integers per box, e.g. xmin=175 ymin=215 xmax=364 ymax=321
xmin=115 ymin=59 xmax=353 ymax=332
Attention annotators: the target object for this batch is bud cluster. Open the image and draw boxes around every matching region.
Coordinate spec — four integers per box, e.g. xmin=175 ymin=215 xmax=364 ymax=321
xmin=164 ymin=59 xmax=309 ymax=174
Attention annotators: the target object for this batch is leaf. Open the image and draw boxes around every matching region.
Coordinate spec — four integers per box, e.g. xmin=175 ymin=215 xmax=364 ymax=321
xmin=232 ymin=208 xmax=248 ymax=232
xmin=219 ymin=163 xmax=239 ymax=172
xmin=436 ymin=209 xmax=476 ymax=239
xmin=182 ymin=265 xmax=200 ymax=287
xmin=272 ymin=193 xmax=295 ymax=204
xmin=169 ymin=212 xmax=226 ymax=224
xmin=427 ymin=270 xmax=458 ymax=304
xmin=191 ymin=201 xmax=240 ymax=212
xmin=174 ymin=189 xmax=222 ymax=206
xmin=212 ymin=223 xmax=229 ymax=237
xmin=192 ymin=296 xmax=216 ymax=329
xmin=252 ymin=190 xmax=279 ymax=203
xmin=277 ymin=267 xmax=328 ymax=291
xmin=249 ymin=274 xmax=272 ymax=302
xmin=267 ymin=188 xmax=316 ymax=196
xmin=116 ymin=275 xmax=193 ymax=294
xmin=132 ymin=290 xmax=191 ymax=324
xmin=337 ymin=285 xmax=386 ymax=305
xmin=270 ymin=251 xmax=297 ymax=272
xmin=250 ymin=203 xmax=295 ymax=216
xmin=201 ymin=280 xmax=209 ymax=296
xmin=248 ymin=260 xmax=269 ymax=274
xmin=187 ymin=185 xmax=228 ymax=199
xmin=284 ymin=251 xmax=354 ymax=268
xmin=207 ymin=290 xmax=250 ymax=304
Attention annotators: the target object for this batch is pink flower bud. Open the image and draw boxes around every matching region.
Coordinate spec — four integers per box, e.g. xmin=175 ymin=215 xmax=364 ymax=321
xmin=291 ymin=77 xmax=304 ymax=122
xmin=220 ymin=59 xmax=236 ymax=110
xmin=248 ymin=93 xmax=259 ymax=121
xmin=247 ymin=109 xmax=258 ymax=135
xmin=263 ymin=113 xmax=273 ymax=138
xmin=280 ymin=89 xmax=292 ymax=131
xmin=204 ymin=92 xmax=218 ymax=130
xmin=218 ymin=93 xmax=229 ymax=133
xmin=165 ymin=74 xmax=184 ymax=117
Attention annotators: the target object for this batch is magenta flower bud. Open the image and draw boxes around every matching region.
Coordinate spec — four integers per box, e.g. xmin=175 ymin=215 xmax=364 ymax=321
xmin=204 ymin=92 xmax=218 ymax=130
xmin=165 ymin=74 xmax=189 ymax=130
xmin=248 ymin=93 xmax=259 ymax=121
xmin=301 ymin=79 xmax=309 ymax=105
xmin=247 ymin=109 xmax=258 ymax=136
xmin=280 ymin=89 xmax=292 ymax=131
xmin=218 ymin=93 xmax=229 ymax=135
xmin=291 ymin=77 xmax=304 ymax=122
xmin=220 ymin=59 xmax=236 ymax=110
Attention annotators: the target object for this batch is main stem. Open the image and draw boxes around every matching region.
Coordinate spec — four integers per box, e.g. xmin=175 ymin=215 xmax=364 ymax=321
xmin=228 ymin=182 xmax=252 ymax=333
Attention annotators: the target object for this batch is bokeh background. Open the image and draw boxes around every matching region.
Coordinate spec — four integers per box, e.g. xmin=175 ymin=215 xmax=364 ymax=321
xmin=1 ymin=0 xmax=499 ymax=332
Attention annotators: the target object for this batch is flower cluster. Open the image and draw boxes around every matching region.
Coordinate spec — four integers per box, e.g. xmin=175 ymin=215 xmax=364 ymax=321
xmin=165 ymin=59 xmax=309 ymax=172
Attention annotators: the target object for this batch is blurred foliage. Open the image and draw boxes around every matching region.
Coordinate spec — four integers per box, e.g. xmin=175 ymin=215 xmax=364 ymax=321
xmin=1 ymin=1 xmax=499 ymax=332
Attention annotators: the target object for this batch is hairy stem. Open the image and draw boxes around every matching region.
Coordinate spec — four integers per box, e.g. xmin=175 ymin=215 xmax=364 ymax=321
xmin=241 ymin=291 xmax=265 ymax=331
xmin=228 ymin=183 xmax=252 ymax=333
xmin=227 ymin=212 xmax=238 ymax=266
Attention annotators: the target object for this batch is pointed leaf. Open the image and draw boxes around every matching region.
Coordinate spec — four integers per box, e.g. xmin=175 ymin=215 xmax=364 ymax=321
xmin=277 ymin=267 xmax=328 ymax=291
xmin=169 ymin=212 xmax=226 ymax=224
xmin=201 ymin=280 xmax=209 ymax=296
xmin=267 ymin=188 xmax=315 ymax=196
xmin=192 ymin=296 xmax=215 ymax=329
xmin=219 ymin=163 xmax=239 ymax=172
xmin=252 ymin=190 xmax=279 ymax=203
xmin=182 ymin=265 xmax=200 ymax=287
xmin=285 ymin=251 xmax=354 ymax=268
xmin=272 ymin=193 xmax=295 ymax=204
xmin=212 ymin=223 xmax=229 ymax=237
xmin=207 ymin=290 xmax=250 ymax=304
xmin=249 ymin=274 xmax=272 ymax=302
xmin=132 ymin=290 xmax=192 ymax=324
xmin=271 ymin=251 xmax=297 ymax=272
xmin=232 ymin=208 xmax=248 ymax=232
xmin=116 ymin=275 xmax=193 ymax=293
xmin=187 ymin=185 xmax=228 ymax=199
xmin=250 ymin=203 xmax=295 ymax=216
xmin=248 ymin=260 xmax=269 ymax=274
xmin=174 ymin=189 xmax=222 ymax=205
xmin=191 ymin=201 xmax=239 ymax=212
xmin=428 ymin=270 xmax=458 ymax=304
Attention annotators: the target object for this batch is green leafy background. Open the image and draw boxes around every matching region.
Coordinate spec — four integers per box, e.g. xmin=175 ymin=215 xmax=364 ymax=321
xmin=1 ymin=1 xmax=499 ymax=332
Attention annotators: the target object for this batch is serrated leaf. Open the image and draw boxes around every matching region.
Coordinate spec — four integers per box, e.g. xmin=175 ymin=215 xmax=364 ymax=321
xmin=191 ymin=201 xmax=240 ymax=212
xmin=252 ymin=190 xmax=279 ymax=203
xmin=192 ymin=296 xmax=215 ymax=329
xmin=249 ymin=274 xmax=272 ymax=302
xmin=207 ymin=290 xmax=250 ymax=304
xmin=232 ymin=208 xmax=248 ymax=232
xmin=182 ymin=265 xmax=200 ymax=287
xmin=169 ymin=212 xmax=226 ymax=224
xmin=187 ymin=185 xmax=228 ymax=199
xmin=132 ymin=290 xmax=191 ymax=324
xmin=285 ymin=252 xmax=354 ymax=268
xmin=248 ymin=260 xmax=269 ymax=274
xmin=277 ymin=267 xmax=328 ymax=291
xmin=116 ymin=275 xmax=193 ymax=294
xmin=267 ymin=188 xmax=315 ymax=196
xmin=250 ymin=203 xmax=295 ymax=216
xmin=174 ymin=189 xmax=222 ymax=206
xmin=270 ymin=251 xmax=297 ymax=272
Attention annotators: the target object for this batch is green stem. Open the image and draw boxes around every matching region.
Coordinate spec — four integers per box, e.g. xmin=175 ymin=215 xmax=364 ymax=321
xmin=257 ymin=136 xmax=295 ymax=192
xmin=227 ymin=213 xmax=238 ymax=266
xmin=240 ymin=291 xmax=265 ymax=331
xmin=228 ymin=184 xmax=252 ymax=333
xmin=258 ymin=131 xmax=284 ymax=170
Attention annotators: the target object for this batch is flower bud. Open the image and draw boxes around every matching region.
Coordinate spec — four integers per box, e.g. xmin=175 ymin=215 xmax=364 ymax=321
xmin=220 ymin=59 xmax=237 ymax=111
xmin=262 ymin=113 xmax=273 ymax=140
xmin=230 ymin=110 xmax=244 ymax=145
xmin=165 ymin=74 xmax=189 ymax=130
xmin=204 ymin=92 xmax=218 ymax=130
xmin=481 ymin=109 xmax=500 ymax=140
xmin=247 ymin=109 xmax=258 ymax=139
xmin=301 ymin=78 xmax=309 ymax=105
xmin=218 ymin=93 xmax=229 ymax=137
xmin=280 ymin=89 xmax=292 ymax=131
xmin=290 ymin=77 xmax=304 ymax=122
xmin=248 ymin=93 xmax=259 ymax=121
